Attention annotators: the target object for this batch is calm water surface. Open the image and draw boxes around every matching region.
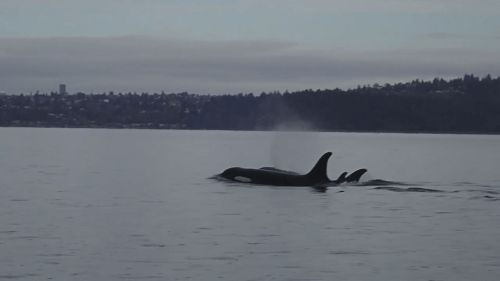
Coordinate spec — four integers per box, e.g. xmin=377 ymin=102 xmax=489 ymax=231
xmin=1 ymin=128 xmax=499 ymax=281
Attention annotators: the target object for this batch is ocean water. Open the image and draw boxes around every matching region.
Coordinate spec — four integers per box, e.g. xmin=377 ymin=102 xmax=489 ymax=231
xmin=0 ymin=128 xmax=499 ymax=281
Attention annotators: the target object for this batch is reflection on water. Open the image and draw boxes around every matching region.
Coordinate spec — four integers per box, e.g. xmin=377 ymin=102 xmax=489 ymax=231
xmin=0 ymin=128 xmax=500 ymax=281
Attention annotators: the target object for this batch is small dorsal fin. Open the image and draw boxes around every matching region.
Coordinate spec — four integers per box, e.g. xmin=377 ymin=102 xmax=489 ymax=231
xmin=345 ymin=168 xmax=368 ymax=183
xmin=305 ymin=152 xmax=332 ymax=181
xmin=334 ymin=172 xmax=347 ymax=184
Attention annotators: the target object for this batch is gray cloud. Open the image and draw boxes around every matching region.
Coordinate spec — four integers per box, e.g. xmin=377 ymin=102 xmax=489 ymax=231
xmin=416 ymin=32 xmax=500 ymax=43
xmin=0 ymin=36 xmax=499 ymax=95
xmin=251 ymin=0 xmax=500 ymax=14
xmin=417 ymin=32 xmax=473 ymax=40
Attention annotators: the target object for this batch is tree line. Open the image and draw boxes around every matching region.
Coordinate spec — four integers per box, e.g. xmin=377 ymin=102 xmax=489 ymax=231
xmin=1 ymin=74 xmax=499 ymax=133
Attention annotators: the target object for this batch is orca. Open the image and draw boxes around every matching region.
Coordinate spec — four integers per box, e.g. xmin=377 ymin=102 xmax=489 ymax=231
xmin=259 ymin=167 xmax=367 ymax=183
xmin=258 ymin=167 xmax=299 ymax=175
xmin=344 ymin=168 xmax=368 ymax=183
xmin=359 ymin=179 xmax=407 ymax=186
xmin=373 ymin=186 xmax=445 ymax=193
xmin=218 ymin=152 xmax=348 ymax=188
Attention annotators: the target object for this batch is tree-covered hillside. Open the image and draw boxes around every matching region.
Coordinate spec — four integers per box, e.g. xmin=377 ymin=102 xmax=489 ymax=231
xmin=1 ymin=74 xmax=499 ymax=133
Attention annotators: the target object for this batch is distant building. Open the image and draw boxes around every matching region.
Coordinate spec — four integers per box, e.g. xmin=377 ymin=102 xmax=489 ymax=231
xmin=0 ymin=91 xmax=6 ymax=96
xmin=59 ymin=84 xmax=66 ymax=95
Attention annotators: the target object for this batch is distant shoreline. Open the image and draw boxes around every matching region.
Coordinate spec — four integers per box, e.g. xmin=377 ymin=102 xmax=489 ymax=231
xmin=2 ymin=74 xmax=499 ymax=134
xmin=2 ymin=125 xmax=499 ymax=136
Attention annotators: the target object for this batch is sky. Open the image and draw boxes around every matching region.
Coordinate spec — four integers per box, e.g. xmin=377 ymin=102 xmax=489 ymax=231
xmin=1 ymin=0 xmax=499 ymax=95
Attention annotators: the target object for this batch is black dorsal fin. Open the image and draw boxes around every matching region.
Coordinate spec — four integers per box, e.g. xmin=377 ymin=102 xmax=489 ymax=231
xmin=334 ymin=172 xmax=347 ymax=184
xmin=345 ymin=168 xmax=368 ymax=183
xmin=305 ymin=152 xmax=332 ymax=181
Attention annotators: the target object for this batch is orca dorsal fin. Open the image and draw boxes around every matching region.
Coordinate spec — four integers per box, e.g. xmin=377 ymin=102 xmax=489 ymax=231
xmin=305 ymin=152 xmax=332 ymax=181
xmin=345 ymin=168 xmax=368 ymax=183
xmin=334 ymin=172 xmax=347 ymax=184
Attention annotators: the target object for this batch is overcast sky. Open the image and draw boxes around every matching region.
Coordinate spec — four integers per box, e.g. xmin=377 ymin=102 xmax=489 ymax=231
xmin=1 ymin=0 xmax=499 ymax=95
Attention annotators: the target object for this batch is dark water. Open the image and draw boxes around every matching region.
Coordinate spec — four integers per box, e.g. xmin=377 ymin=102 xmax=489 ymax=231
xmin=1 ymin=128 xmax=499 ymax=280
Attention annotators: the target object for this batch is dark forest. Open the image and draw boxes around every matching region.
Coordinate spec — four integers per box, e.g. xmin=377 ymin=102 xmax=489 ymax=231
xmin=1 ymin=74 xmax=499 ymax=134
